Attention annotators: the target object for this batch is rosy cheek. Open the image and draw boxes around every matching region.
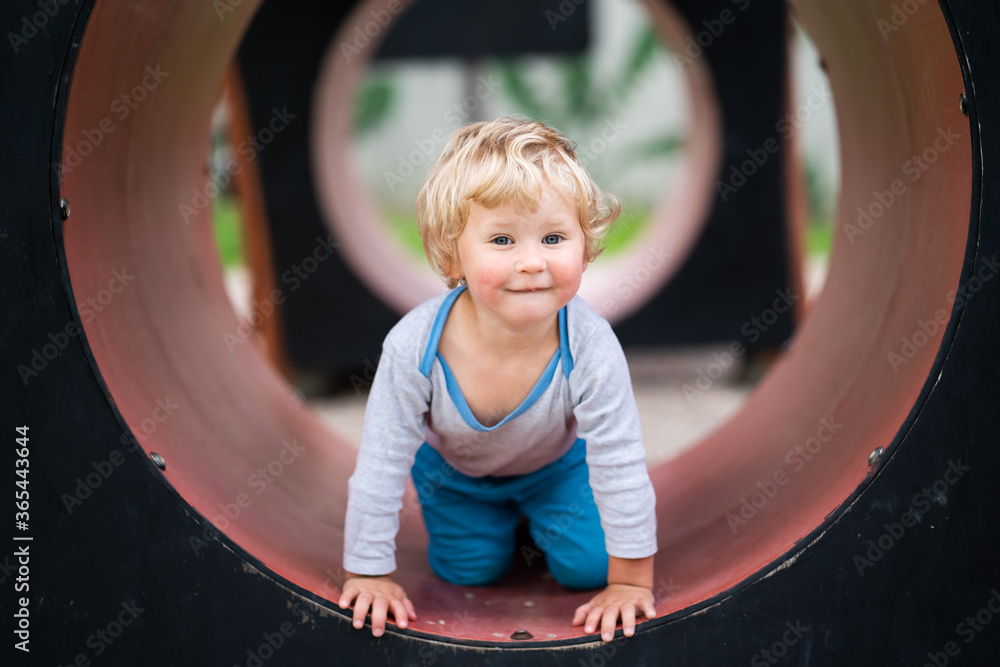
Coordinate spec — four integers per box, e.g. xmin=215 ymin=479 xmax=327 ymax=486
xmin=554 ymin=256 xmax=584 ymax=281
xmin=468 ymin=264 xmax=508 ymax=295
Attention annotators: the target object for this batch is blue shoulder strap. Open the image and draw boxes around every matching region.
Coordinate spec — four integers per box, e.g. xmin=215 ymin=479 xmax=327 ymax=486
xmin=559 ymin=305 xmax=573 ymax=378
xmin=419 ymin=286 xmax=465 ymax=377
xmin=421 ymin=286 xmax=574 ymax=380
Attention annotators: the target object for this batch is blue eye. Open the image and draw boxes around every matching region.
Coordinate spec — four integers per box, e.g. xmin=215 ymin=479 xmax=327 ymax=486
xmin=543 ymin=234 xmax=562 ymax=245
xmin=492 ymin=236 xmax=512 ymax=245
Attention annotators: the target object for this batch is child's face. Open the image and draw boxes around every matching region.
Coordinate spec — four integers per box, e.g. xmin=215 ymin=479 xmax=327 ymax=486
xmin=451 ymin=183 xmax=587 ymax=330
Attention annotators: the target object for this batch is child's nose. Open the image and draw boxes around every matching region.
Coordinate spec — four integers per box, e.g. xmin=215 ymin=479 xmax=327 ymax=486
xmin=514 ymin=246 xmax=546 ymax=273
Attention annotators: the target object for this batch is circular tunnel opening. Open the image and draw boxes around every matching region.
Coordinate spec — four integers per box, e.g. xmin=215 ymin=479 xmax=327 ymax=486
xmin=57 ymin=0 xmax=971 ymax=645
xmin=311 ymin=0 xmax=721 ymax=323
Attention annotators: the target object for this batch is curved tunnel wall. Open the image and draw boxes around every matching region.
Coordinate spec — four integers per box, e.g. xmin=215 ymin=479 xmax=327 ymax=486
xmin=60 ymin=0 xmax=969 ymax=643
xmin=3 ymin=0 xmax=996 ymax=662
xmin=309 ymin=0 xmax=726 ymax=325
xmin=652 ymin=0 xmax=973 ymax=608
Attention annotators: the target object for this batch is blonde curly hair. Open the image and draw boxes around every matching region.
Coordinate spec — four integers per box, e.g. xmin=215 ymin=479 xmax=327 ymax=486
xmin=415 ymin=115 xmax=621 ymax=288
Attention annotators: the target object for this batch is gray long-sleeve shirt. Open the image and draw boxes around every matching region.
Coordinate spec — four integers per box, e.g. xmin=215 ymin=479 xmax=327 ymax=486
xmin=343 ymin=287 xmax=657 ymax=575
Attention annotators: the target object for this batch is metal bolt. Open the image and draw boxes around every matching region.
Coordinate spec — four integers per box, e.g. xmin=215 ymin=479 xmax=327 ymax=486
xmin=510 ymin=629 xmax=533 ymax=640
xmin=59 ymin=198 xmax=70 ymax=220
xmin=959 ymin=92 xmax=968 ymax=116
xmin=150 ymin=452 xmax=166 ymax=470
xmin=523 ymin=600 xmax=535 ymax=608
xmin=867 ymin=447 xmax=884 ymax=467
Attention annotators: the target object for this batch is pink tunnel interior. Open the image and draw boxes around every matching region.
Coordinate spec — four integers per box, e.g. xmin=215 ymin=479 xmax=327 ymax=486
xmin=60 ymin=0 xmax=970 ymax=642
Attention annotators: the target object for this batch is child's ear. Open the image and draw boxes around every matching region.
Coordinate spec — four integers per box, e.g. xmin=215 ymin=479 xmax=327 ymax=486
xmin=447 ymin=258 xmax=463 ymax=282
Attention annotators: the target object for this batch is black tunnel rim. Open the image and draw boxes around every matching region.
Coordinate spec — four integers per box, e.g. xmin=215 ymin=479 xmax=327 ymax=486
xmin=45 ymin=0 xmax=982 ymax=651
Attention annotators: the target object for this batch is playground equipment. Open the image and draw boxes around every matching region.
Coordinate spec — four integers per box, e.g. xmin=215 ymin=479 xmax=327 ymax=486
xmin=2 ymin=0 xmax=998 ymax=664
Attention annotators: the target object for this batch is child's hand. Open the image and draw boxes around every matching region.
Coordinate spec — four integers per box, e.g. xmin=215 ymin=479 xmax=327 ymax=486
xmin=338 ymin=574 xmax=417 ymax=637
xmin=572 ymin=583 xmax=656 ymax=642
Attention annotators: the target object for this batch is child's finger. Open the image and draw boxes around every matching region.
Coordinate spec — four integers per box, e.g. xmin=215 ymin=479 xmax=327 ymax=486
xmin=584 ymin=606 xmax=604 ymax=634
xmin=389 ymin=599 xmax=411 ymax=629
xmin=621 ymin=604 xmax=636 ymax=636
xmin=370 ymin=597 xmax=389 ymax=637
xmin=600 ymin=606 xmax=619 ymax=642
xmin=641 ymin=602 xmax=656 ymax=620
xmin=571 ymin=603 xmax=592 ymax=626
xmin=351 ymin=593 xmax=372 ymax=630
xmin=337 ymin=583 xmax=357 ymax=609
xmin=403 ymin=597 xmax=417 ymax=620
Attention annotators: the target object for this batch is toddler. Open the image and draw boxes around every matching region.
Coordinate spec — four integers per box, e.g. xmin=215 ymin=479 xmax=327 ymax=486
xmin=340 ymin=116 xmax=657 ymax=642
